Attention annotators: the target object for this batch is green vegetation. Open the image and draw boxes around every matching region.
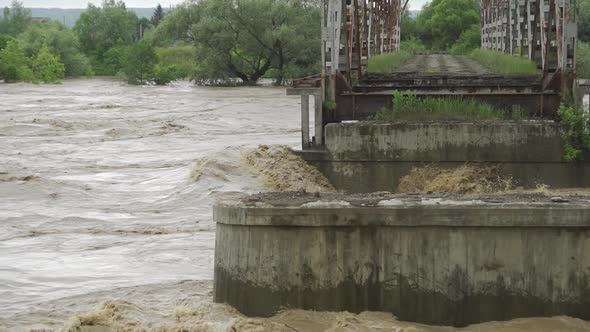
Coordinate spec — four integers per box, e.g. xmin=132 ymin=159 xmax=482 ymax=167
xmin=73 ymin=1 xmax=139 ymax=75
xmin=469 ymin=49 xmax=537 ymax=76
xmin=150 ymin=4 xmax=164 ymax=27
xmin=367 ymin=51 xmax=412 ymax=73
xmin=399 ymin=0 xmax=588 ymax=73
xmin=578 ymin=42 xmax=590 ymax=79
xmin=121 ymin=40 xmax=157 ymax=84
xmin=372 ymin=90 xmax=527 ymax=121
xmin=0 ymin=0 xmax=31 ymax=36
xmin=558 ymin=103 xmax=590 ymax=161
xmin=402 ymin=0 xmax=480 ymax=52
xmin=155 ymin=45 xmax=195 ymax=80
xmin=31 ymin=45 xmax=65 ymax=83
xmin=18 ymin=20 xmax=89 ymax=77
xmin=400 ymin=38 xmax=427 ymax=53
xmin=580 ymin=0 xmax=590 ymax=43
xmin=449 ymin=25 xmax=481 ymax=55
xmin=153 ymin=0 xmax=320 ymax=85
xmin=0 ymin=33 xmax=13 ymax=50
xmin=0 ymin=39 xmax=33 ymax=82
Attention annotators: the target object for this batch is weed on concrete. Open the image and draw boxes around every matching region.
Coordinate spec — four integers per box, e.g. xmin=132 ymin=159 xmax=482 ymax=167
xmin=372 ymin=90 xmax=527 ymax=121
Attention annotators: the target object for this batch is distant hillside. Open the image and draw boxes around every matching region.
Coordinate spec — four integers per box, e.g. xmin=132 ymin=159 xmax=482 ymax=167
xmin=29 ymin=8 xmax=156 ymax=28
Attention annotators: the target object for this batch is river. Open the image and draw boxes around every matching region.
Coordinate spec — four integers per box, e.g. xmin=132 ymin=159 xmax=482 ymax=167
xmin=1 ymin=78 xmax=589 ymax=331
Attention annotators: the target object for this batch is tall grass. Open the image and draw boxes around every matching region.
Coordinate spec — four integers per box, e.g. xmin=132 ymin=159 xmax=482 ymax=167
xmin=367 ymin=50 xmax=412 ymax=73
xmin=372 ymin=90 xmax=527 ymax=121
xmin=470 ymin=49 xmax=537 ymax=76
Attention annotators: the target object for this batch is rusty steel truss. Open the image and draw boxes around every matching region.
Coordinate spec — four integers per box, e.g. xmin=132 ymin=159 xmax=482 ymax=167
xmin=481 ymin=0 xmax=579 ymax=75
xmin=321 ymin=0 xmax=403 ymax=96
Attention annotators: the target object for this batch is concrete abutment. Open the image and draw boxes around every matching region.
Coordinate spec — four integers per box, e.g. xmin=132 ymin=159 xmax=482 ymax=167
xmin=213 ymin=194 xmax=590 ymax=326
xmin=300 ymin=121 xmax=590 ymax=192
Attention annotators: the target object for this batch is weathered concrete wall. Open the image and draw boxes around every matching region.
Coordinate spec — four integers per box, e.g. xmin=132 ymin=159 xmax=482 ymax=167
xmin=301 ymin=121 xmax=590 ymax=192
xmin=213 ymin=194 xmax=590 ymax=326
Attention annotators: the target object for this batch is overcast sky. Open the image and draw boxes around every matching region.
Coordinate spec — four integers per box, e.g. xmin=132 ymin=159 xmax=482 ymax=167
xmin=0 ymin=0 xmax=430 ymax=10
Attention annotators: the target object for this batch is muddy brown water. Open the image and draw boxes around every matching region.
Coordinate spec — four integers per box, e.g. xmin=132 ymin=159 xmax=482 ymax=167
xmin=0 ymin=78 xmax=589 ymax=331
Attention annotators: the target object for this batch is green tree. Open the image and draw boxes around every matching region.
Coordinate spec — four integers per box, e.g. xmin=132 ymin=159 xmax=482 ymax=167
xmin=157 ymin=0 xmax=320 ymax=85
xmin=415 ymin=0 xmax=480 ymax=50
xmin=151 ymin=4 xmax=165 ymax=27
xmin=0 ymin=1 xmax=31 ymax=36
xmin=449 ymin=25 xmax=481 ymax=54
xmin=0 ymin=39 xmax=33 ymax=82
xmin=580 ymin=0 xmax=590 ymax=43
xmin=92 ymin=45 xmax=126 ymax=75
xmin=400 ymin=11 xmax=419 ymax=41
xmin=32 ymin=45 xmax=65 ymax=83
xmin=0 ymin=33 xmax=13 ymax=50
xmin=73 ymin=1 xmax=138 ymax=59
xmin=122 ymin=40 xmax=157 ymax=84
xmin=17 ymin=21 xmax=89 ymax=77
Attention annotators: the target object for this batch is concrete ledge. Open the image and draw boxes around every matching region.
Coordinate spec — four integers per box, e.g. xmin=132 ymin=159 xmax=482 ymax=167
xmin=325 ymin=121 xmax=565 ymax=162
xmin=214 ymin=193 xmax=590 ymax=326
xmin=300 ymin=121 xmax=590 ymax=191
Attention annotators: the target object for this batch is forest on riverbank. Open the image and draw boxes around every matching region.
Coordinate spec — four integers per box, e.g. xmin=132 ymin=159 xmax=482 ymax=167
xmin=0 ymin=0 xmax=588 ymax=85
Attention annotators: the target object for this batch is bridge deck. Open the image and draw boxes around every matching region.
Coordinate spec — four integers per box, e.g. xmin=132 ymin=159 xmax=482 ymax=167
xmin=393 ymin=54 xmax=494 ymax=76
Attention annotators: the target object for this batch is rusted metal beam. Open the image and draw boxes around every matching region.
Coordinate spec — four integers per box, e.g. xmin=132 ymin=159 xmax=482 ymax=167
xmin=481 ymin=0 xmax=578 ymax=75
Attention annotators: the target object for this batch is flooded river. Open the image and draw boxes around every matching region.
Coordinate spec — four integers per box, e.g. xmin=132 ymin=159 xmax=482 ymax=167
xmin=1 ymin=79 xmax=589 ymax=331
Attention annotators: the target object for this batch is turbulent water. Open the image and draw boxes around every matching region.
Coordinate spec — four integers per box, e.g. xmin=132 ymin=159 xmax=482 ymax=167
xmin=1 ymin=79 xmax=589 ymax=331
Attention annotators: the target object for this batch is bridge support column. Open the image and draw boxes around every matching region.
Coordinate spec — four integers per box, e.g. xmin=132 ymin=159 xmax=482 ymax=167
xmin=287 ymin=88 xmax=322 ymax=149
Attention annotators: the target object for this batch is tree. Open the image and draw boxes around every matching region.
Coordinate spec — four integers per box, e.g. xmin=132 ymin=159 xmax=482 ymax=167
xmin=157 ymin=0 xmax=320 ymax=85
xmin=73 ymin=2 xmax=138 ymax=59
xmin=121 ymin=40 xmax=157 ymax=84
xmin=18 ymin=21 xmax=89 ymax=76
xmin=0 ymin=1 xmax=31 ymax=36
xmin=32 ymin=45 xmax=65 ymax=83
xmin=449 ymin=25 xmax=481 ymax=54
xmin=151 ymin=4 xmax=165 ymax=27
xmin=151 ymin=0 xmax=201 ymax=46
xmin=0 ymin=39 xmax=33 ymax=82
xmin=0 ymin=33 xmax=13 ymax=50
xmin=400 ymin=11 xmax=419 ymax=41
xmin=415 ymin=0 xmax=480 ymax=50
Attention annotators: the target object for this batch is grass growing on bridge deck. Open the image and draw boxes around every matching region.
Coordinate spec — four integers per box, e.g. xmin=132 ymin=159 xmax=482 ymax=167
xmin=367 ymin=51 xmax=412 ymax=73
xmin=372 ymin=90 xmax=527 ymax=121
xmin=470 ymin=49 xmax=538 ymax=76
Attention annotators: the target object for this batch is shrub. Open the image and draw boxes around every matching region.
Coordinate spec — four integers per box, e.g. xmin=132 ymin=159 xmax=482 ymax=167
xmin=152 ymin=63 xmax=183 ymax=85
xmin=558 ymin=103 xmax=590 ymax=161
xmin=32 ymin=45 xmax=65 ymax=83
xmin=469 ymin=49 xmax=537 ymax=76
xmin=400 ymin=37 xmax=428 ymax=53
xmin=121 ymin=40 xmax=157 ymax=85
xmin=0 ymin=39 xmax=32 ymax=82
xmin=367 ymin=50 xmax=412 ymax=73
xmin=449 ymin=25 xmax=481 ymax=55
xmin=91 ymin=46 xmax=127 ymax=76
